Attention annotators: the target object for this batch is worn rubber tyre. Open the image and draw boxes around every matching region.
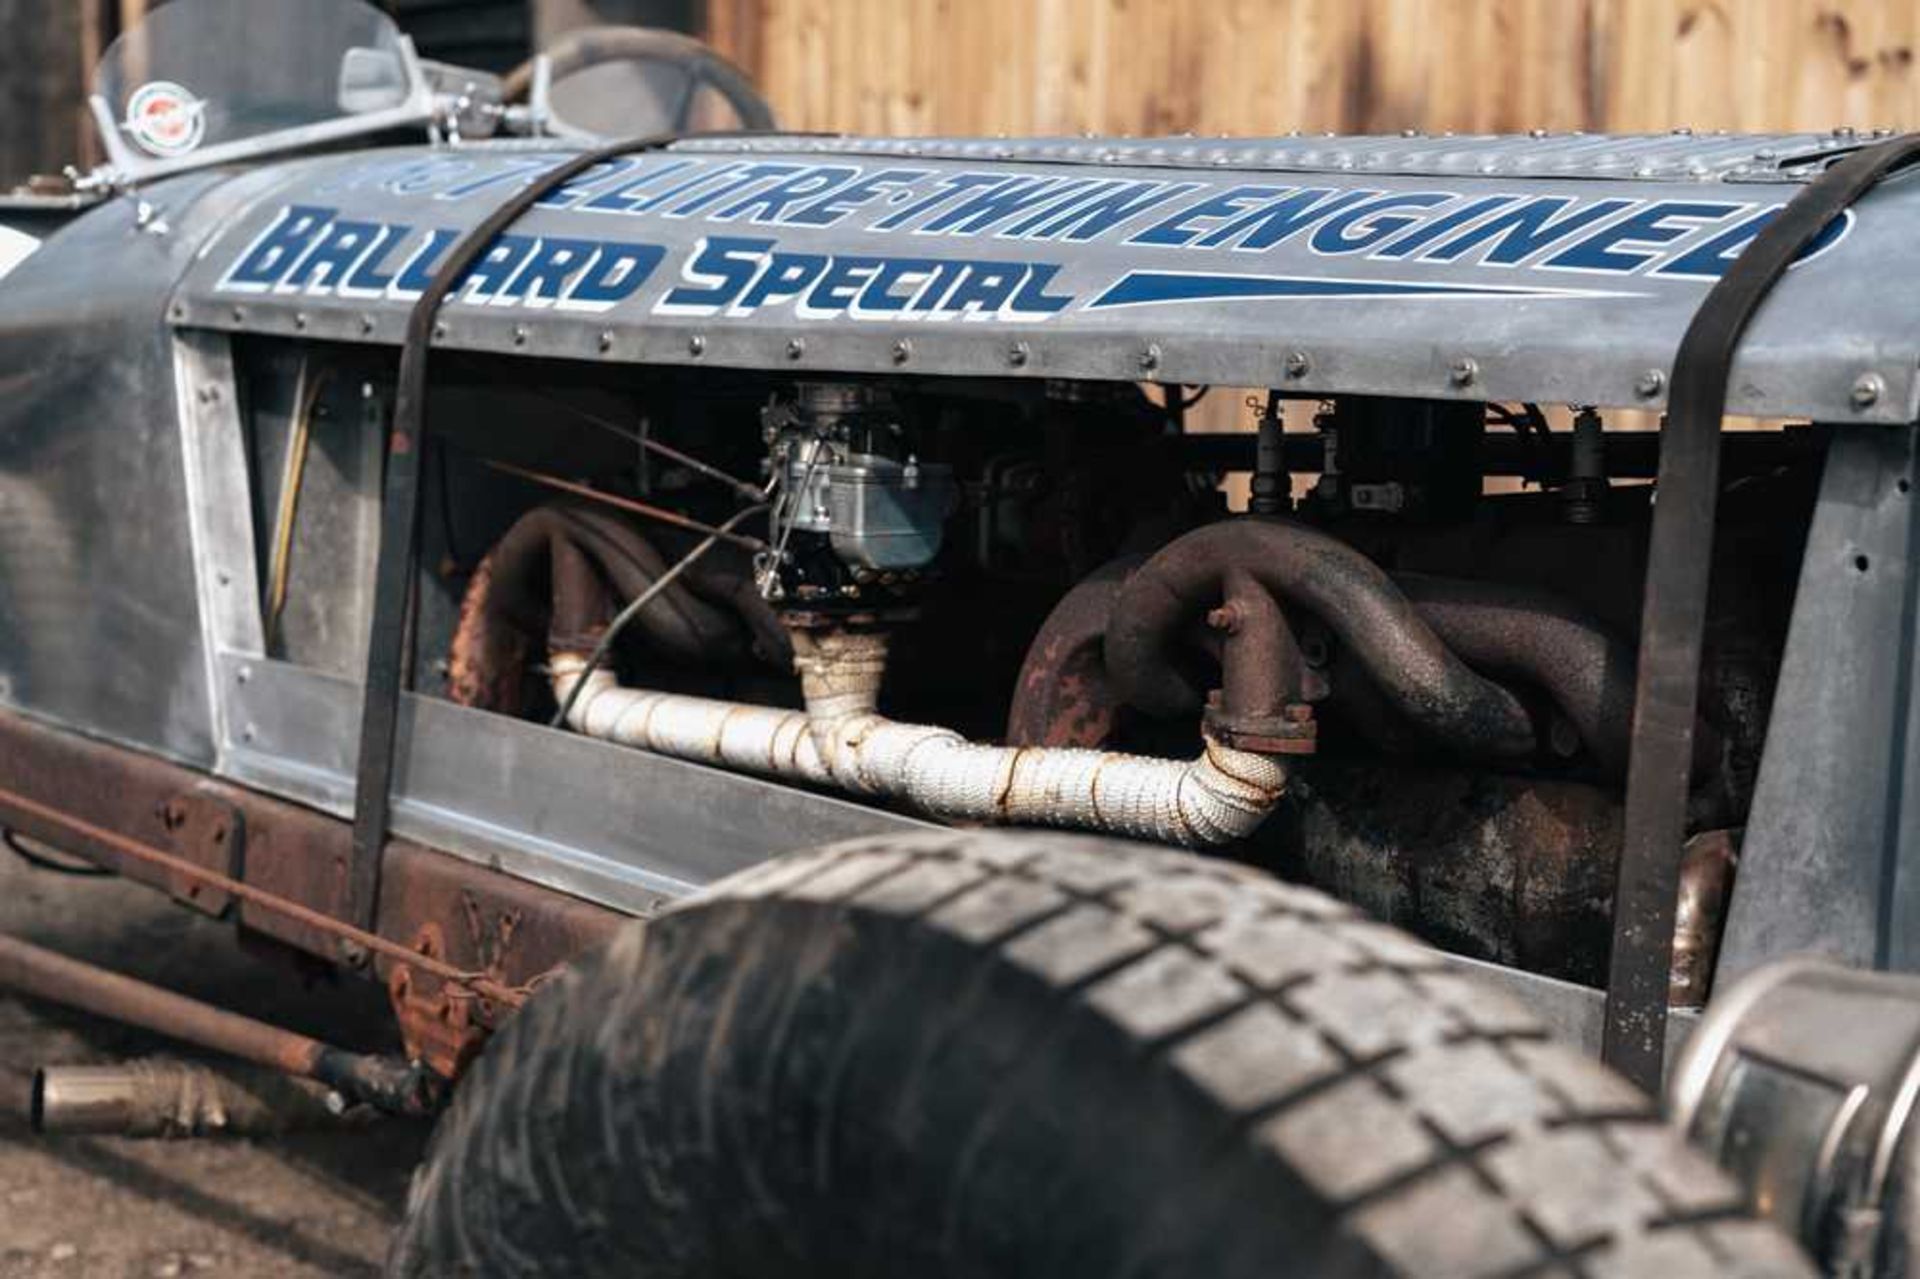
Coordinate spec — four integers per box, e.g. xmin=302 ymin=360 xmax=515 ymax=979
xmin=388 ymin=831 xmax=1810 ymax=1278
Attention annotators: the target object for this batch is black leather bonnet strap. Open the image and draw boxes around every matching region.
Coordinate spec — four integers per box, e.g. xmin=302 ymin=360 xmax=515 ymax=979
xmin=346 ymin=135 xmax=681 ymax=931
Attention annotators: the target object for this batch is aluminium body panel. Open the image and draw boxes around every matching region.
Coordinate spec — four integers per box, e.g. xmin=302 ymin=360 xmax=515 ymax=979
xmin=0 ymin=166 xmax=286 ymax=765
xmin=216 ymin=653 xmax=934 ymax=916
xmin=156 ymin=132 xmax=1920 ymax=423
xmin=700 ymin=131 xmax=1869 ymax=184
xmin=1719 ymin=424 xmax=1920 ymax=981
xmin=1452 ymin=951 xmax=1700 ymax=1066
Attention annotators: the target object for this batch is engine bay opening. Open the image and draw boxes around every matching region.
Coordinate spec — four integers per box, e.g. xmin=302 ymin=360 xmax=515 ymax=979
xmin=235 ymin=336 xmax=1824 ymax=997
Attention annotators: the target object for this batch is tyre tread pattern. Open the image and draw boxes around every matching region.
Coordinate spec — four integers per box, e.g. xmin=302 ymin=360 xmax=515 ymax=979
xmin=390 ymin=832 xmax=1810 ymax=1278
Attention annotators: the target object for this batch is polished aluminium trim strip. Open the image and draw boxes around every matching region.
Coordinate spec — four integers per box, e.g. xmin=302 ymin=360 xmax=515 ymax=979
xmin=172 ymin=331 xmax=267 ymax=761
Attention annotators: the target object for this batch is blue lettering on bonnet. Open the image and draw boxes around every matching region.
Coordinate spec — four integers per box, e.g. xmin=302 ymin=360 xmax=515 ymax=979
xmin=216 ymin=205 xmax=663 ymax=312
xmin=1085 ymin=271 xmax=1635 ymax=310
xmin=214 ymin=163 xmax=1862 ymax=328
xmin=221 ymin=204 xmax=333 ymax=291
xmin=343 ymin=153 xmax=1858 ymax=288
xmin=657 ymin=236 xmax=1073 ymax=321
xmin=213 ymin=205 xmax=1076 ymax=322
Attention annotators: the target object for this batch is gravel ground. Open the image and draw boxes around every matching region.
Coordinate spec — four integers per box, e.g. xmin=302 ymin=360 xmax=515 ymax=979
xmin=0 ymin=845 xmax=432 ymax=1277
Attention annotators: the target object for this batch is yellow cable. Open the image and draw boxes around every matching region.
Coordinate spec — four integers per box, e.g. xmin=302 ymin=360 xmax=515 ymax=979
xmin=265 ymin=364 xmax=324 ymax=649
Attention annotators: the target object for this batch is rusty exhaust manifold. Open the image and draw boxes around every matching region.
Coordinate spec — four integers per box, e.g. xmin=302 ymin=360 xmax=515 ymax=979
xmin=457 ymin=506 xmax=1288 ymax=846
xmin=1017 ymin=518 xmax=1635 ymax=775
xmin=448 ymin=502 xmax=783 ymax=715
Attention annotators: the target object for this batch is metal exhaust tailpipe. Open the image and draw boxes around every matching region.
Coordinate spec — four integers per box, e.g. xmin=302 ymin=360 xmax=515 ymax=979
xmin=0 ymin=932 xmax=439 ymax=1117
xmin=31 ymin=1059 xmax=348 ymax=1138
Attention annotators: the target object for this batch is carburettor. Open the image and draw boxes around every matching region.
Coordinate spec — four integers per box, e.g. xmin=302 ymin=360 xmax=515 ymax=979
xmin=759 ymin=382 xmax=956 ymax=609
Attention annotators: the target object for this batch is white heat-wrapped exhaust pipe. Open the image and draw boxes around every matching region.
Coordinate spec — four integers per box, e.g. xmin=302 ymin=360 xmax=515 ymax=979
xmin=549 ymin=630 xmax=1285 ymax=847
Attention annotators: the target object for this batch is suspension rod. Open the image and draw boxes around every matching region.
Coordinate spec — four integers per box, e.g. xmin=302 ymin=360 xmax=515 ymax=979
xmin=0 ymin=933 xmax=438 ymax=1113
xmin=0 ymin=783 xmax=525 ymax=1008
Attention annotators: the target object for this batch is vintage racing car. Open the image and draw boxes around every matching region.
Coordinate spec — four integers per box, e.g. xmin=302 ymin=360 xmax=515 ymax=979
xmin=3 ymin=0 xmax=1919 ymax=1273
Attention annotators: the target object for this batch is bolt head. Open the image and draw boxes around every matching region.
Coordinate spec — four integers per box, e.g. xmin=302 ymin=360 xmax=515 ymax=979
xmin=1139 ymin=343 xmax=1162 ymax=372
xmin=1284 ymin=350 xmax=1311 ymax=378
xmin=786 ymin=338 xmax=806 ymax=359
xmin=1852 ymin=373 xmax=1885 ymax=408
xmin=597 ymin=329 xmax=614 ymax=352
xmin=1007 ymin=341 xmax=1030 ymax=367
xmin=1635 ymin=369 xmax=1666 ymax=399
xmin=891 ymin=338 xmax=912 ymax=364
xmin=1448 ymin=357 xmax=1478 ymax=386
xmin=688 ymin=334 xmax=706 ymax=356
xmin=1204 ymin=604 xmax=1240 ymax=632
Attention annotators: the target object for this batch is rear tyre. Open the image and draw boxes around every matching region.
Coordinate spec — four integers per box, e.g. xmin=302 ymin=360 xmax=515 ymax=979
xmin=388 ymin=830 xmax=1810 ymax=1278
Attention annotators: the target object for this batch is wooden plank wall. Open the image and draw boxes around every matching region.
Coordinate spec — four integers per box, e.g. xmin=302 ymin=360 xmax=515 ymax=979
xmin=703 ymin=0 xmax=1910 ymax=440
xmin=0 ymin=0 xmax=95 ymax=183
xmin=704 ymin=1 xmax=1920 ymax=137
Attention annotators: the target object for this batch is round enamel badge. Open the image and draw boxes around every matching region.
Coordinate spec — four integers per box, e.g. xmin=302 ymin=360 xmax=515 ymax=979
xmin=122 ymin=81 xmax=207 ymax=158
